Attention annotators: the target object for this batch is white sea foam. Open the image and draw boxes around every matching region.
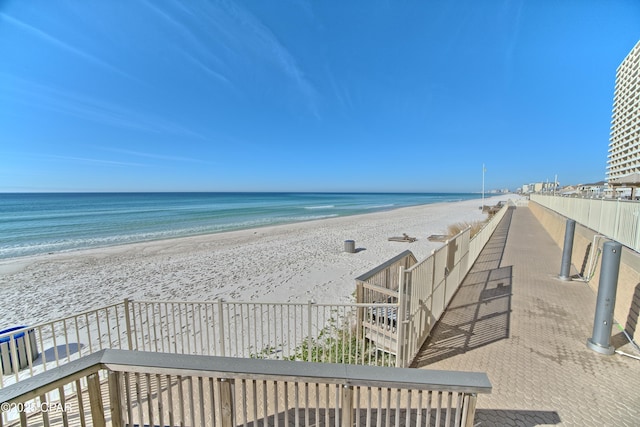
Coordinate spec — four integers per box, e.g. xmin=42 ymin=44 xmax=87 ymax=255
xmin=303 ymin=205 xmax=335 ymax=209
xmin=1 ymin=193 xmax=484 ymax=260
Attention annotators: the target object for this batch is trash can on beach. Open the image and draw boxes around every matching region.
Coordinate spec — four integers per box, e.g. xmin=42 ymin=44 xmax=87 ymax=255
xmin=0 ymin=326 xmax=39 ymax=375
xmin=344 ymin=240 xmax=356 ymax=253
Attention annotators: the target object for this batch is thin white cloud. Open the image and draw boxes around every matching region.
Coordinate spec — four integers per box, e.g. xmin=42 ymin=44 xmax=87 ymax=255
xmin=0 ymin=13 xmax=135 ymax=81
xmin=142 ymin=0 xmax=317 ymax=116
xmin=220 ymin=1 xmax=320 ymax=117
xmin=1 ymin=75 xmax=204 ymax=139
xmin=98 ymin=147 xmax=217 ymax=165
xmin=141 ymin=0 xmax=232 ymax=83
xmin=182 ymin=51 xmax=231 ymax=86
xmin=325 ymin=65 xmax=353 ymax=113
xmin=40 ymin=154 xmax=147 ymax=168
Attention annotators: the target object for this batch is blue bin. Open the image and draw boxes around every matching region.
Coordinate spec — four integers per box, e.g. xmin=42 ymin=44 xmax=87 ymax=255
xmin=0 ymin=326 xmax=39 ymax=374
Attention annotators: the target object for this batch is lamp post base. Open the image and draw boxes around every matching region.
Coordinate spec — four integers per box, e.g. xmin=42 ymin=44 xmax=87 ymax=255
xmin=586 ymin=338 xmax=615 ymax=355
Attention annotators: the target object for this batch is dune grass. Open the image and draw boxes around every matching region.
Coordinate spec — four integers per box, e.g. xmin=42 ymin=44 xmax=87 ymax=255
xmin=447 ymin=220 xmax=485 ymax=239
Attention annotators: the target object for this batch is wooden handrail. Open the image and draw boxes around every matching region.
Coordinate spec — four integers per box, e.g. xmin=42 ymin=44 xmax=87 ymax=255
xmin=355 ymin=250 xmax=417 ymax=282
xmin=1 ymin=350 xmax=492 ymax=405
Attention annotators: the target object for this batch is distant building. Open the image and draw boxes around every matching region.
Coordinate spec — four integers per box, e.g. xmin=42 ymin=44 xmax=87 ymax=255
xmin=607 ymin=40 xmax=640 ymax=199
xmin=560 ymin=185 xmax=578 ymax=196
xmin=577 ymin=181 xmax=606 ymax=197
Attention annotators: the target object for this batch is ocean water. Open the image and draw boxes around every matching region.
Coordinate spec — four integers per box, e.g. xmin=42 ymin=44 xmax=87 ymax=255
xmin=0 ymin=192 xmax=481 ymax=260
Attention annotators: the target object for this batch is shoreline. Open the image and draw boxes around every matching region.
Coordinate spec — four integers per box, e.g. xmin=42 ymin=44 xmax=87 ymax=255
xmin=0 ymin=192 xmax=482 ymax=261
xmin=0 ymin=195 xmax=515 ymax=326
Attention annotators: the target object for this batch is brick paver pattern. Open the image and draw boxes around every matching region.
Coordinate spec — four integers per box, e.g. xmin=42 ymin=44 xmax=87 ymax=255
xmin=412 ymin=206 xmax=640 ymax=426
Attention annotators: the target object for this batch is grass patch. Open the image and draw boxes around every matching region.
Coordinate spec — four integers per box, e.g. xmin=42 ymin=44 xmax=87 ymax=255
xmin=251 ymin=316 xmax=395 ymax=367
xmin=288 ymin=320 xmax=394 ymax=366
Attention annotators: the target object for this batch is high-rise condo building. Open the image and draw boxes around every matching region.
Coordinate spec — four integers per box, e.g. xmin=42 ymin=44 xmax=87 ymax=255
xmin=607 ymin=40 xmax=640 ymax=198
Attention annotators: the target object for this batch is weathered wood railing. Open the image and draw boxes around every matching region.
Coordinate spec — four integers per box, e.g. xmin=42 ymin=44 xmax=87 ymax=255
xmin=0 ymin=349 xmax=492 ymax=427
xmin=355 ymin=250 xmax=418 ymax=298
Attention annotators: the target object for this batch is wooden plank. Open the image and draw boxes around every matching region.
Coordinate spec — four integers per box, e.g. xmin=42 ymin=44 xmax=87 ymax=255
xmin=218 ymin=379 xmax=234 ymax=427
xmin=462 ymin=394 xmax=478 ymax=427
xmin=108 ymin=371 xmax=124 ymax=427
xmin=100 ymin=349 xmax=492 ymax=394
xmin=362 ymin=324 xmax=397 ymax=339
xmin=87 ymin=373 xmax=106 ymax=427
xmin=341 ymin=386 xmax=353 ymax=427
xmin=0 ymin=351 xmax=103 ymax=404
xmin=355 ymin=251 xmax=417 ymax=282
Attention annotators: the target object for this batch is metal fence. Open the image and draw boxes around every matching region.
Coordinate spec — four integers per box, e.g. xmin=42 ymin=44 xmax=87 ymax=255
xmin=0 ymin=303 xmax=128 ymax=388
xmin=0 ymin=349 xmax=492 ymax=427
xmin=0 ymin=298 xmax=401 ymax=393
xmin=530 ymin=194 xmax=640 ymax=253
xmin=128 ymin=299 xmax=398 ymax=367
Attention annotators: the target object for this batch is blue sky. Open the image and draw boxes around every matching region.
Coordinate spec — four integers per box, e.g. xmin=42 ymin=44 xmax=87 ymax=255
xmin=1 ymin=1 xmax=639 ymax=193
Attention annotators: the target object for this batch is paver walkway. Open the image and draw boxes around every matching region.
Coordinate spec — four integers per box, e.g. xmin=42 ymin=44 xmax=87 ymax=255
xmin=412 ymin=205 xmax=640 ymax=426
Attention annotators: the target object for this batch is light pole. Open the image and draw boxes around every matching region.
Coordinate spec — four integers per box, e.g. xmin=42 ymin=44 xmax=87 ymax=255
xmin=482 ymin=164 xmax=486 ymax=212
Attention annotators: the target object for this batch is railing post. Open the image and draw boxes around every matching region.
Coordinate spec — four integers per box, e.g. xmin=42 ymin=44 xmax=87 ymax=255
xmin=635 ymin=207 xmax=640 ymax=251
xmin=356 ymin=281 xmax=364 ymax=337
xmin=38 ymin=395 xmax=51 ymax=426
xmin=614 ymin=198 xmax=621 ymax=237
xmin=87 ymin=372 xmax=106 ymax=427
xmin=307 ymin=300 xmax=313 ymax=363
xmin=587 ymin=241 xmax=622 ymax=355
xmin=217 ymin=378 xmax=234 ymax=427
xmin=462 ymin=394 xmax=478 ymax=427
xmin=599 ymin=197 xmax=605 ymax=233
xmin=217 ymin=299 xmax=226 ymax=357
xmin=341 ymin=385 xmax=354 ymax=427
xmin=8 ymin=334 xmax=20 ymax=381
xmin=108 ymin=371 xmax=124 ymax=427
xmin=559 ymin=219 xmax=576 ymax=280
xmin=124 ymin=298 xmax=134 ymax=351
xmin=396 ymin=266 xmax=407 ymax=368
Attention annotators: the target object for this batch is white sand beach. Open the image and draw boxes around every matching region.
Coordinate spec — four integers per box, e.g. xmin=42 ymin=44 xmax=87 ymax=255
xmin=0 ymin=195 xmax=513 ymax=326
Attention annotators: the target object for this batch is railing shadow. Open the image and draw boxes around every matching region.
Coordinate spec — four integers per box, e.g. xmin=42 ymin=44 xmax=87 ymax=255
xmin=579 ymin=242 xmax=592 ymax=277
xmin=612 ymin=281 xmax=640 ymax=349
xmin=122 ymin=408 xmax=477 ymax=427
xmin=32 ymin=343 xmax=83 ymax=367
xmin=411 ymin=208 xmax=514 ymax=368
xmin=475 ymin=409 xmax=561 ymax=426
xmin=234 ymin=407 xmax=466 ymax=427
xmin=625 ymin=282 xmax=640 ymax=339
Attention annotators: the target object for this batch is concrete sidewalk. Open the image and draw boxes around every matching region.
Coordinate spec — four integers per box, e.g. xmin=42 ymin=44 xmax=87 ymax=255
xmin=412 ymin=205 xmax=640 ymax=426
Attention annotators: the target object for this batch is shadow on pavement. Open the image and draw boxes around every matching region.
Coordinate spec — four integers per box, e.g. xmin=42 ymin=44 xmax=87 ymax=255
xmin=475 ymin=408 xmax=561 ymax=426
xmin=411 ymin=208 xmax=514 ymax=368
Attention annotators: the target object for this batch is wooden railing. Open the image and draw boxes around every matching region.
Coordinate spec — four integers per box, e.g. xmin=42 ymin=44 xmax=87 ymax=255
xmin=469 ymin=200 xmax=511 ymax=263
xmin=355 ymin=202 xmax=513 ymax=367
xmin=0 ymin=349 xmax=492 ymax=427
xmin=398 ymin=226 xmax=472 ymax=367
xmin=355 ymin=250 xmax=418 ymax=296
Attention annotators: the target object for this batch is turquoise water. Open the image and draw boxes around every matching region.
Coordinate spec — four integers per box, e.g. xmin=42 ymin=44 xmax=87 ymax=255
xmin=0 ymin=193 xmax=481 ymax=259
